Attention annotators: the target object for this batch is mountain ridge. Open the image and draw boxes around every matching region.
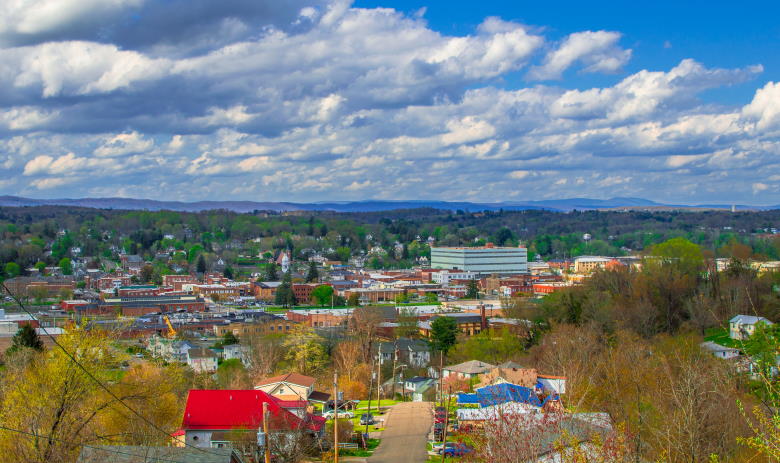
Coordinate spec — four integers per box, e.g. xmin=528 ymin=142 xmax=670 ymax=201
xmin=0 ymin=195 xmax=772 ymax=213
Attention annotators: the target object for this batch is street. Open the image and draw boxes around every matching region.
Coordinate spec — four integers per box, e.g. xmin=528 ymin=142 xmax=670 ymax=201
xmin=369 ymin=402 xmax=433 ymax=463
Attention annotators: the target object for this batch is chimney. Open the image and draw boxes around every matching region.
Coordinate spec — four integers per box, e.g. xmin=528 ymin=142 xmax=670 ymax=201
xmin=480 ymin=304 xmax=487 ymax=331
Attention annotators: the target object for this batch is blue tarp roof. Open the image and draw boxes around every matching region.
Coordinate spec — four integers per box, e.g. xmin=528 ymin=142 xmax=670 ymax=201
xmin=457 ymin=393 xmax=479 ymax=404
xmin=457 ymin=383 xmax=559 ymax=408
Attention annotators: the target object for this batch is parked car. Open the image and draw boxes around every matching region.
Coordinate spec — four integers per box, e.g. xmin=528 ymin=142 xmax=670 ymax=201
xmin=359 ymin=413 xmax=375 ymax=425
xmin=323 ymin=410 xmax=354 ymax=419
xmin=439 ymin=443 xmax=473 ymax=457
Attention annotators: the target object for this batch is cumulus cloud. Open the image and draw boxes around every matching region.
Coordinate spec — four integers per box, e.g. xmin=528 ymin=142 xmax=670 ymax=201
xmin=528 ymin=31 xmax=631 ymax=80
xmin=743 ymin=81 xmax=780 ymax=131
xmin=0 ymin=0 xmax=776 ymax=204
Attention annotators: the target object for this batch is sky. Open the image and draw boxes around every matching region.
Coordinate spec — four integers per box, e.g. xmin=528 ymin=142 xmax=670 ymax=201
xmin=0 ymin=0 xmax=779 ymax=205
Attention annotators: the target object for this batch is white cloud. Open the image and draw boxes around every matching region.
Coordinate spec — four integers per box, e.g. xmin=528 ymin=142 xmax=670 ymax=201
xmin=742 ymin=81 xmax=780 ymax=131
xmin=528 ymin=31 xmax=631 ymax=80
xmin=0 ymin=1 xmax=776 ymax=204
xmin=93 ymin=131 xmax=153 ymax=157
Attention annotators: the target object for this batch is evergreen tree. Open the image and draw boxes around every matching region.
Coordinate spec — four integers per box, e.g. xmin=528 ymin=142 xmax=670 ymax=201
xmin=265 ymin=263 xmax=278 ymax=281
xmin=466 ymin=279 xmax=479 ymax=299
xmin=274 ymin=271 xmax=297 ymax=308
xmin=306 ymin=261 xmax=319 ymax=282
xmin=7 ymin=324 xmax=44 ymax=354
xmin=430 ymin=317 xmax=458 ymax=354
xmin=196 ymin=254 xmax=207 ymax=273
xmin=223 ymin=266 xmax=234 ymax=279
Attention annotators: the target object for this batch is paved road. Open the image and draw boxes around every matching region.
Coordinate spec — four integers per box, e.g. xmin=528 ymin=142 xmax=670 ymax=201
xmin=369 ymin=402 xmax=432 ymax=463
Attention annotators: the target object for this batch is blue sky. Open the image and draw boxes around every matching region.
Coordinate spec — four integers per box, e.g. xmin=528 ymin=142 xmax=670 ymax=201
xmin=0 ymin=0 xmax=778 ymax=204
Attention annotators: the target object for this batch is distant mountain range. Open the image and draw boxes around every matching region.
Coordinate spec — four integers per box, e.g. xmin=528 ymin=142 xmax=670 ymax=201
xmin=0 ymin=195 xmax=773 ymax=213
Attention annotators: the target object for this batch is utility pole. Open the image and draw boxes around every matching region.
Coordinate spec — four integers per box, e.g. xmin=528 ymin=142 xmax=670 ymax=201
xmin=440 ymin=386 xmax=451 ymax=463
xmin=438 ymin=350 xmax=444 ymax=407
xmin=262 ymin=402 xmax=271 ymax=463
xmin=376 ymin=355 xmax=381 ymax=411
xmin=391 ymin=341 xmax=397 ymax=399
xmin=366 ymin=362 xmax=374 ymax=437
xmin=333 ymin=372 xmax=339 ymax=463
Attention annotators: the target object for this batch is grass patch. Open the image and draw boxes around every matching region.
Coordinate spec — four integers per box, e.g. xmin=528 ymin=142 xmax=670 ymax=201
xmin=704 ymin=327 xmax=742 ymax=348
xmin=339 ymin=438 xmax=381 ymax=457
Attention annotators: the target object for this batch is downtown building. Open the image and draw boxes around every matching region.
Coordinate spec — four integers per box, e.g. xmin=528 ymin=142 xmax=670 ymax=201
xmin=430 ymin=244 xmax=528 ymax=276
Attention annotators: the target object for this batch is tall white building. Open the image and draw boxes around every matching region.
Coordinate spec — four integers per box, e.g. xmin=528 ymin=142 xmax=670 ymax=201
xmin=430 ymin=245 xmax=528 ymax=275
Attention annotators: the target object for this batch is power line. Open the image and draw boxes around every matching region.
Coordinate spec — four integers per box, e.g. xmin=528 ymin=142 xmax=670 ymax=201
xmin=0 ymin=281 xmax=224 ymax=458
xmin=0 ymin=424 xmax=192 ymax=463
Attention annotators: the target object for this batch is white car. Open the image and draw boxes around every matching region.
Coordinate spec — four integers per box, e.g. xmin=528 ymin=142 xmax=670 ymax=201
xmin=323 ymin=410 xmax=354 ymax=419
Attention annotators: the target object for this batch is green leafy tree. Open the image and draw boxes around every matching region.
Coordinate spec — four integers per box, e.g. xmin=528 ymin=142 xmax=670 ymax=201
xmin=58 ymin=257 xmax=72 ymax=275
xmin=196 ymin=254 xmax=207 ymax=273
xmin=4 ymin=262 xmax=20 ymax=278
xmin=425 ymin=292 xmax=438 ymax=303
xmin=7 ymin=324 xmax=44 ymax=354
xmin=139 ymin=264 xmax=154 ymax=283
xmin=34 ymin=261 xmax=46 ymax=274
xmin=222 ymin=332 xmax=239 ymax=346
xmin=430 ymin=316 xmax=458 ymax=354
xmin=311 ymin=285 xmax=334 ymax=306
xmin=305 ymin=261 xmax=319 ymax=282
xmin=347 ymin=292 xmax=360 ymax=307
xmin=647 ymin=237 xmax=705 ymax=275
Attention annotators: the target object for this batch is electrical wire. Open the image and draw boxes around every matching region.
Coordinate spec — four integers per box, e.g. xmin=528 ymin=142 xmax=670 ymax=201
xmin=0 ymin=281 xmax=226 ymax=458
xmin=0 ymin=424 xmax=194 ymax=463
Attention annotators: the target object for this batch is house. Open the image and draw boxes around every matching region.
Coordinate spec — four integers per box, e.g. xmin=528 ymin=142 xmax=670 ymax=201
xmin=187 ymin=348 xmax=218 ymax=373
xmin=729 ymin=315 xmax=773 ymax=340
xmin=376 ymin=338 xmax=432 ymax=368
xmin=443 ymin=360 xmax=495 ymax=380
xmin=255 ymin=373 xmax=330 ymax=403
xmin=223 ymin=343 xmax=251 ymax=365
xmin=147 ymin=335 xmax=194 ymax=362
xmin=456 ymin=383 xmax=559 ymax=409
xmin=478 ymin=364 xmax=539 ymax=388
xmin=77 ymin=446 xmax=244 ymax=463
xmin=700 ymin=341 xmax=741 ymax=359
xmin=404 ymin=376 xmax=437 ymax=402
xmin=181 ymin=390 xmax=325 ymax=450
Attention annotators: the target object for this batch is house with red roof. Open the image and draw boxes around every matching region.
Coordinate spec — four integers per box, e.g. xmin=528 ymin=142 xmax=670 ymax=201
xmin=181 ymin=390 xmax=325 ymax=451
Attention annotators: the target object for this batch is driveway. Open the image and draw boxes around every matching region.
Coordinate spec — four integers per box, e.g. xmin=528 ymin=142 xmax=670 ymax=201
xmin=369 ymin=402 xmax=432 ymax=463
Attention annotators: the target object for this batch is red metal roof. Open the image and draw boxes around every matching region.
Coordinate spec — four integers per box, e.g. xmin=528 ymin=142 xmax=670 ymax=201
xmin=181 ymin=390 xmax=303 ymax=431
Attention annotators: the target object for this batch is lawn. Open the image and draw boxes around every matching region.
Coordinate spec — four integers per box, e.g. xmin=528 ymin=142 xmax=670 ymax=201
xmin=339 ymin=438 xmax=381 ymax=457
xmin=704 ymin=327 xmax=741 ymax=348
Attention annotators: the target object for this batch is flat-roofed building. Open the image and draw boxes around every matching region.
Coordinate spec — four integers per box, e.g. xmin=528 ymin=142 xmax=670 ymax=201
xmin=430 ymin=244 xmax=528 ymax=275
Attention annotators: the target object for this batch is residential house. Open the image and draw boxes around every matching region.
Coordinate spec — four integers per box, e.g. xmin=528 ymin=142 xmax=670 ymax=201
xmin=223 ymin=343 xmax=251 ymax=365
xmin=442 ymin=360 xmax=495 ymax=380
xmin=700 ymin=341 xmax=741 ymax=360
xmin=187 ymin=347 xmax=218 ymax=373
xmin=255 ymin=373 xmax=330 ymax=403
xmin=181 ymin=390 xmax=325 ymax=451
xmin=729 ymin=315 xmax=773 ymax=340
xmin=77 ymin=446 xmax=244 ymax=463
xmin=376 ymin=338 xmax=432 ymax=368
xmin=478 ymin=365 xmax=539 ymax=388
xmin=404 ymin=376 xmax=437 ymax=402
xmin=147 ymin=335 xmax=194 ymax=362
